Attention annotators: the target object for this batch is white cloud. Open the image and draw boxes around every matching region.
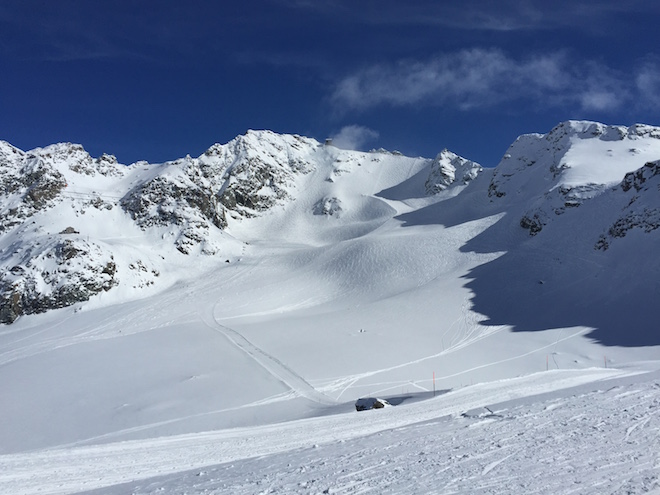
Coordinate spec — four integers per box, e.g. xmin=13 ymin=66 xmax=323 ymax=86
xmin=578 ymin=91 xmax=620 ymax=112
xmin=330 ymin=125 xmax=379 ymax=150
xmin=636 ymin=60 xmax=660 ymax=108
xmin=331 ymin=49 xmax=641 ymax=114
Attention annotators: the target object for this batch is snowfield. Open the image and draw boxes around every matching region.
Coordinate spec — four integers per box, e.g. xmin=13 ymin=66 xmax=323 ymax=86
xmin=2 ymin=368 xmax=659 ymax=494
xmin=1 ymin=121 xmax=660 ymax=493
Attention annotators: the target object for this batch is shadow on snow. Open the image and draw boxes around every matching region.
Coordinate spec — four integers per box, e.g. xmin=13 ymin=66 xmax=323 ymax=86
xmin=393 ymin=187 xmax=660 ymax=348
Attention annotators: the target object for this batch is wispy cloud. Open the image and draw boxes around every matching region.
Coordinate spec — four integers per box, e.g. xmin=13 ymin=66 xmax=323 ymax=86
xmin=331 ymin=49 xmax=653 ymax=114
xmin=330 ymin=125 xmax=379 ymax=150
xmin=277 ymin=0 xmax=658 ymax=33
xmin=636 ymin=59 xmax=660 ymax=108
xmin=0 ymin=3 xmax=222 ymax=63
xmin=0 ymin=3 xmax=130 ymax=61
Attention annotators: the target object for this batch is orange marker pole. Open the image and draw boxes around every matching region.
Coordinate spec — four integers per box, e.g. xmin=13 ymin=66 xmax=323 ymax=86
xmin=433 ymin=371 xmax=436 ymax=397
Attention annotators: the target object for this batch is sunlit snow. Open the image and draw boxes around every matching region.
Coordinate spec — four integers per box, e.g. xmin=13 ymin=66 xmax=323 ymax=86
xmin=1 ymin=121 xmax=660 ymax=494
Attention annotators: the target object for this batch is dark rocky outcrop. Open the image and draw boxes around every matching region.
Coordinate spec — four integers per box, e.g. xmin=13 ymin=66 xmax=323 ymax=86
xmin=520 ymin=212 xmax=546 ymax=236
xmin=0 ymin=238 xmax=118 ymax=324
xmin=0 ymin=155 xmax=68 ymax=232
xmin=595 ymin=161 xmax=660 ymax=250
xmin=620 ymin=161 xmax=660 ymax=192
xmin=121 ymin=176 xmax=227 ymax=230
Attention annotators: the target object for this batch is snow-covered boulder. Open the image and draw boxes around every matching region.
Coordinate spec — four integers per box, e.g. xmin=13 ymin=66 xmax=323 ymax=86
xmin=313 ymin=197 xmax=343 ymax=217
xmin=355 ymin=397 xmax=391 ymax=411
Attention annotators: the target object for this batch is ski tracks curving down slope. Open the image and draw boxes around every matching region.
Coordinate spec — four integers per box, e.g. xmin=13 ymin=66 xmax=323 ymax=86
xmin=199 ymin=304 xmax=337 ymax=406
xmin=0 ymin=367 xmax=654 ymax=495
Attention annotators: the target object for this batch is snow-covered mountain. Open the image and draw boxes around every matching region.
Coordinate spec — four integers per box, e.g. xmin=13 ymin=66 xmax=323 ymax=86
xmin=2 ymin=121 xmax=660 ymax=494
xmin=0 ymin=131 xmax=479 ymax=324
xmin=486 ymin=121 xmax=660 ymax=236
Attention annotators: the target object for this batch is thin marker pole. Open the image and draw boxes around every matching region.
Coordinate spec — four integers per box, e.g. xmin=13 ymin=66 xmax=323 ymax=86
xmin=433 ymin=372 xmax=436 ymax=397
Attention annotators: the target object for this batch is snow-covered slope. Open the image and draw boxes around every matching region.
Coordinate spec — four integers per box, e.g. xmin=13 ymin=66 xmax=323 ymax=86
xmin=450 ymin=121 xmax=660 ymax=346
xmin=3 ymin=368 xmax=659 ymax=495
xmin=1 ymin=131 xmax=473 ymax=323
xmin=1 ymin=121 xmax=660 ymax=494
xmin=486 ymin=121 xmax=660 ymax=236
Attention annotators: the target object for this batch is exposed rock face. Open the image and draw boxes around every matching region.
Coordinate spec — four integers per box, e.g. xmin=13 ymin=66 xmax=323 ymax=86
xmin=92 ymin=153 xmax=124 ymax=177
xmin=519 ymin=211 xmax=546 ymax=236
xmin=486 ymin=121 xmax=660 ymax=236
xmin=202 ymin=130 xmax=317 ymax=219
xmin=0 ymin=144 xmax=67 ymax=231
xmin=120 ymin=131 xmax=319 ymax=253
xmin=120 ymin=172 xmax=227 ymax=254
xmin=355 ymin=397 xmax=391 ymax=411
xmin=0 ymin=142 xmax=126 ymax=233
xmin=40 ymin=142 xmax=124 ymax=177
xmin=0 ymin=237 xmax=118 ymax=324
xmin=520 ymin=183 xmax=603 ymax=236
xmin=425 ymin=149 xmax=482 ymax=194
xmin=596 ymin=161 xmax=660 ymax=250
xmin=620 ymin=160 xmax=660 ymax=192
xmin=554 ymin=184 xmax=602 ymax=212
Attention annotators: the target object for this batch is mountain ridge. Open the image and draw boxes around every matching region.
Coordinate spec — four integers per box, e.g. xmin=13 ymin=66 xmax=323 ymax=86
xmin=2 ymin=121 xmax=660 ymax=325
xmin=0 ymin=131 xmax=477 ymax=323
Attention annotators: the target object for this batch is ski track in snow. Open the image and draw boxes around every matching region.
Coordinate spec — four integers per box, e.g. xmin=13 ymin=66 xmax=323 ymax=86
xmin=200 ymin=306 xmax=336 ymax=406
xmin=1 ymin=368 xmax=657 ymax=495
xmin=0 ymin=252 xmax=264 ymax=369
xmin=314 ymin=294 xmax=509 ymax=400
xmin=316 ymin=316 xmax=579 ymax=400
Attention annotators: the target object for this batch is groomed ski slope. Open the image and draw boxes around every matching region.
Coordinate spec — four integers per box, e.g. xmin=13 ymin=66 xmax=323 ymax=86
xmin=1 ymin=367 xmax=658 ymax=494
xmin=6 ymin=202 xmax=653 ymax=457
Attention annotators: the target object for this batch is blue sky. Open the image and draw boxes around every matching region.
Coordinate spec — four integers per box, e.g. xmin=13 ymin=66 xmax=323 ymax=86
xmin=1 ymin=0 xmax=659 ymax=166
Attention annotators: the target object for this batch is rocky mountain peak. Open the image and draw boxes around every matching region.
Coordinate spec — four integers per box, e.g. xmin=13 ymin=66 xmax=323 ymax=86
xmin=425 ymin=149 xmax=482 ymax=194
xmin=199 ymin=131 xmax=320 ymax=219
xmin=0 ymin=141 xmax=25 ymax=163
xmin=488 ymin=120 xmax=660 ymax=236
